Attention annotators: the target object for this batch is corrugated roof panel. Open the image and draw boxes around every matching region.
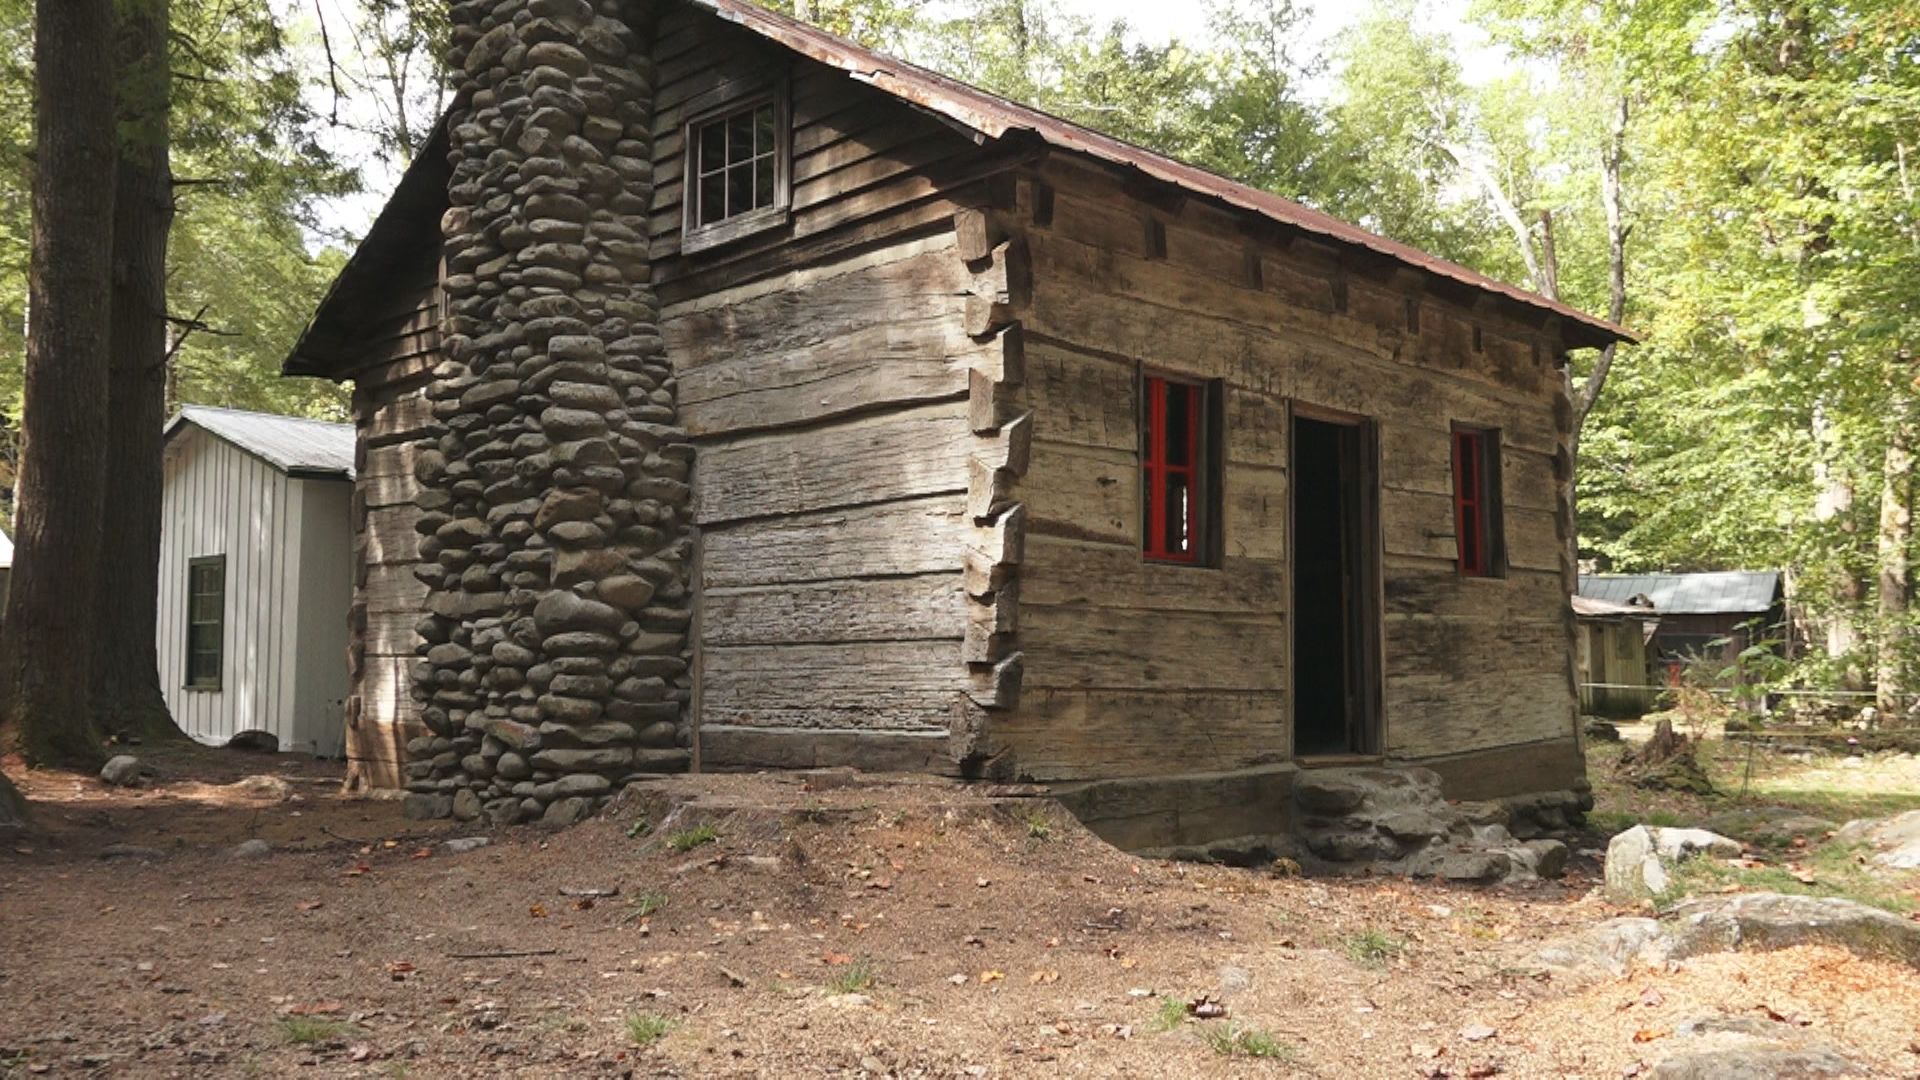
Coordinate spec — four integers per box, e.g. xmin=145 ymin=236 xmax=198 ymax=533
xmin=1578 ymin=572 xmax=1781 ymax=616
xmin=167 ymin=406 xmax=356 ymax=479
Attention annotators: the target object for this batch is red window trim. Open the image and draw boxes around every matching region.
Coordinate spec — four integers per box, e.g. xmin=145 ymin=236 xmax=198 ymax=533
xmin=1143 ymin=374 xmax=1203 ymax=563
xmin=1452 ymin=428 xmax=1493 ymax=577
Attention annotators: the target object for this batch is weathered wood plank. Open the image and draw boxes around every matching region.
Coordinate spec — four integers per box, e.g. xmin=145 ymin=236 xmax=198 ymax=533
xmin=1013 ymin=440 xmax=1135 ymax=545
xmin=694 ymin=401 xmax=973 ymax=525
xmin=365 ymin=392 xmax=434 ymax=447
xmin=364 ymin=504 xmax=421 ymax=566
xmin=701 ymin=641 xmax=963 ymax=731
xmin=1385 ymin=667 xmax=1574 ymax=758
xmin=365 ymin=608 xmax=420 ymax=657
xmin=699 ymin=725 xmax=960 ymax=774
xmin=680 ymin=312 xmax=979 ymax=437
xmin=1019 ymin=604 xmax=1288 ymax=691
xmin=701 ymin=494 xmax=970 ymax=588
xmin=364 ymin=562 xmax=427 ymax=615
xmin=1020 ymin=535 xmax=1284 ymax=614
xmin=1004 ymin=689 xmax=1286 ymax=781
xmin=701 ymin=573 xmax=965 ymax=646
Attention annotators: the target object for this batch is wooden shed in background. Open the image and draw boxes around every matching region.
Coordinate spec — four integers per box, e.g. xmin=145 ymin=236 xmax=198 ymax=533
xmin=158 ymin=407 xmax=355 ymax=755
xmin=284 ymin=0 xmax=1633 ymax=847
xmin=1572 ymin=594 xmax=1661 ymax=717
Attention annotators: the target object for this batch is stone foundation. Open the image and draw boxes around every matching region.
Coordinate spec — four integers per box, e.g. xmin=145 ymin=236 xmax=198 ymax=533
xmin=404 ymin=0 xmax=690 ymax=825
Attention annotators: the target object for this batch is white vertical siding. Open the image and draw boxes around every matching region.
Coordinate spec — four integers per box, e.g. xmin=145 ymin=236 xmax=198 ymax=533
xmin=292 ymin=477 xmax=352 ymax=757
xmin=156 ymin=427 xmax=353 ymax=753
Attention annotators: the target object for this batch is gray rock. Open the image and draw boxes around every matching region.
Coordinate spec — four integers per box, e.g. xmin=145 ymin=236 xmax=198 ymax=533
xmin=1704 ymin=808 xmax=1837 ymax=847
xmin=1835 ymin=808 xmax=1920 ymax=869
xmin=1534 ymin=917 xmax=1669 ymax=978
xmin=225 ymin=730 xmax=280 ymax=753
xmin=541 ymin=796 xmax=592 ymax=828
xmin=404 ymin=792 xmax=455 ymax=820
xmin=1605 ymin=825 xmax=1738 ymax=901
xmin=1436 ymin=850 xmax=1512 ymax=882
xmin=496 ymin=751 xmax=533 ymax=781
xmin=99 ymin=843 xmax=166 ymax=860
xmin=230 ymin=839 xmax=273 ymax=860
xmin=226 ymin=775 xmax=294 ymax=800
xmin=1648 ymin=1046 xmax=1862 ymax=1079
xmin=1652 ymin=827 xmax=1742 ymax=861
xmin=452 ymin=787 xmax=484 ymax=821
xmin=549 ymin=773 xmax=612 ymax=798
xmin=1668 ymin=892 xmax=1920 ymax=965
xmin=531 ymin=746 xmax=631 ymax=771
xmin=442 ymin=836 xmax=493 ymax=854
xmin=100 ymin=755 xmax=143 ymax=787
xmin=532 ymin=589 xmax=624 ymax=636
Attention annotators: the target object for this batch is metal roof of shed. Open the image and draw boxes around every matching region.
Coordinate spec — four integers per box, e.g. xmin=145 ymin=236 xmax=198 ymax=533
xmin=1579 ymin=572 xmax=1782 ymax=617
xmin=165 ymin=406 xmax=356 ymax=479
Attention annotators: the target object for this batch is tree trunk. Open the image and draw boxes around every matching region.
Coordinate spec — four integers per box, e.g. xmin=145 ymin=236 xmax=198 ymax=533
xmin=0 ymin=769 xmax=25 ymax=828
xmin=1570 ymin=93 xmax=1630 ymax=460
xmin=94 ymin=0 xmax=183 ymax=744
xmin=1877 ymin=390 xmax=1914 ymax=717
xmin=0 ymin=0 xmax=119 ymax=767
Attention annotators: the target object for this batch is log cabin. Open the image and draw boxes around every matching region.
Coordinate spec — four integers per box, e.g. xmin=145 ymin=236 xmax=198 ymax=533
xmin=282 ymin=0 xmax=1632 ymax=848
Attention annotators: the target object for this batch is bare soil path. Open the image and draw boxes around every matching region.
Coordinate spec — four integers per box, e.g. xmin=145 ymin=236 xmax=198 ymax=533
xmin=2 ymin=748 xmax=1917 ymax=1078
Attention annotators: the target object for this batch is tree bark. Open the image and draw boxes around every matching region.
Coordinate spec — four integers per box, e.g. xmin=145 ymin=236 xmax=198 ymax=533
xmin=93 ymin=0 xmax=183 ymax=744
xmin=1877 ymin=388 xmax=1914 ymax=717
xmin=0 ymin=769 xmax=25 ymax=828
xmin=0 ymin=0 xmax=119 ymax=767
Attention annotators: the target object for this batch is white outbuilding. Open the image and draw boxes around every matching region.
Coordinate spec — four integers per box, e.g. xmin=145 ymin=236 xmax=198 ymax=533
xmin=158 ymin=406 xmax=354 ymax=754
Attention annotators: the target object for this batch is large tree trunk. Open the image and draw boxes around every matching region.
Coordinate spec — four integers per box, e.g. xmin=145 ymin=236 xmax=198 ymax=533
xmin=92 ymin=0 xmax=182 ymax=744
xmin=1877 ymin=390 xmax=1914 ymax=717
xmin=0 ymin=0 xmax=119 ymax=767
xmin=0 ymin=769 xmax=25 ymax=828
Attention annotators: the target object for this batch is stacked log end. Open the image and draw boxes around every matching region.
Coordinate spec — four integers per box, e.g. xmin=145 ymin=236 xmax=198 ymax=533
xmin=401 ymin=0 xmax=691 ymax=825
xmin=954 ymin=204 xmax=1030 ymax=779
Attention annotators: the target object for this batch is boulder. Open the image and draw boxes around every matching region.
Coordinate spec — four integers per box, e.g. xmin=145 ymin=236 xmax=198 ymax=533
xmin=99 ymin=755 xmax=143 ymax=787
xmin=230 ymin=839 xmax=273 ymax=860
xmin=1648 ymin=1045 xmax=1863 ymax=1079
xmin=1834 ymin=808 xmax=1920 ymax=870
xmin=1605 ymin=825 xmax=1740 ymax=901
xmin=1667 ymin=892 xmax=1920 ymax=966
xmin=1703 ymin=807 xmax=1836 ymax=848
xmin=225 ymin=730 xmax=280 ymax=753
xmin=226 ymin=775 xmax=294 ymax=800
xmin=1534 ymin=917 xmax=1670 ymax=979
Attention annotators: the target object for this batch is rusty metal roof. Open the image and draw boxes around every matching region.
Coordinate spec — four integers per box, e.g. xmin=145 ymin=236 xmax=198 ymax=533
xmin=691 ymin=0 xmax=1633 ymax=349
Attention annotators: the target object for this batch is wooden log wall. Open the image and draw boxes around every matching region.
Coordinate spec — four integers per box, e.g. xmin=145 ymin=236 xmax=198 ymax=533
xmin=340 ymin=278 xmax=439 ymax=792
xmin=994 ymin=155 xmax=1580 ymax=782
xmin=649 ymin=9 xmax=1027 ymax=769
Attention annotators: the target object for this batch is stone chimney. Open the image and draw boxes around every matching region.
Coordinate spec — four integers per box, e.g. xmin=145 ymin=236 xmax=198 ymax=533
xmin=404 ymin=0 xmax=692 ymax=824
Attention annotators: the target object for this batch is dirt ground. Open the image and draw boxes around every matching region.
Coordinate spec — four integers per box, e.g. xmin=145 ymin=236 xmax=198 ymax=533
xmin=3 ymin=745 xmax=1920 ymax=1078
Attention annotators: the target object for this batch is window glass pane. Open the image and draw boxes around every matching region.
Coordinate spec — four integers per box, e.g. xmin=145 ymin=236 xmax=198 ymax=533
xmin=726 ymin=163 xmax=752 ymax=219
xmin=699 ymin=119 xmax=725 ymax=173
xmin=754 ymin=156 xmax=775 ymax=208
xmin=700 ymin=171 xmax=726 ymax=226
xmin=754 ymin=105 xmax=776 ymax=157
xmin=1164 ymin=470 xmax=1192 ymax=555
xmin=1165 ymin=382 xmax=1191 ymax=466
xmin=727 ymin=112 xmax=753 ymax=163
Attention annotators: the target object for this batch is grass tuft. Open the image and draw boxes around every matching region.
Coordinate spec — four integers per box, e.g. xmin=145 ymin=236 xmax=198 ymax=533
xmin=1150 ymin=997 xmax=1188 ymax=1032
xmin=826 ymin=959 xmax=876 ymax=995
xmin=667 ymin=824 xmax=718 ymax=852
xmin=1341 ymin=929 xmax=1406 ymax=967
xmin=277 ymin=1016 xmax=348 ymax=1045
xmin=1199 ymin=1022 xmax=1295 ymax=1060
xmin=625 ymin=1011 xmax=674 ymax=1047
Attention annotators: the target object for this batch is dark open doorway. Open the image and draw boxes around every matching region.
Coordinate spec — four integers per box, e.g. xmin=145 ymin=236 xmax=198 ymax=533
xmin=1291 ymin=411 xmax=1381 ymax=757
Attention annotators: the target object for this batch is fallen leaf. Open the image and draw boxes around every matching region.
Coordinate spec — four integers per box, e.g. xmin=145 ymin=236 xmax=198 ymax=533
xmin=1029 ymin=969 xmax=1059 ymax=985
xmin=342 ymin=864 xmax=371 ymax=877
xmin=387 ymin=961 xmax=415 ymax=980
xmin=295 ymin=900 xmax=323 ymax=912
xmin=410 ymin=848 xmax=432 ymax=860
xmin=1467 ymin=1065 xmax=1502 ymax=1078
xmin=1458 ymin=1023 xmax=1496 ymax=1043
xmin=347 ymin=1043 xmax=375 ymax=1062
xmin=573 ymin=897 xmax=595 ymax=912
xmin=529 ymin=903 xmax=549 ymax=919
xmin=821 ymin=951 xmax=853 ymax=966
xmin=979 ymin=970 xmax=1005 ymax=984
xmin=1638 ymin=987 xmax=1665 ymax=1007
xmin=1188 ymin=996 xmax=1228 ymax=1020
xmin=1632 ymin=1028 xmax=1669 ymax=1044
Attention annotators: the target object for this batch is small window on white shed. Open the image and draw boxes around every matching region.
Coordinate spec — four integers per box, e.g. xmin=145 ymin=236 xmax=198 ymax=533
xmin=186 ymin=555 xmax=225 ymax=690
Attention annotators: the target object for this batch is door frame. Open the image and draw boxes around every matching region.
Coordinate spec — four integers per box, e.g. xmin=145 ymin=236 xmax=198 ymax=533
xmin=1286 ymin=402 xmax=1385 ymax=759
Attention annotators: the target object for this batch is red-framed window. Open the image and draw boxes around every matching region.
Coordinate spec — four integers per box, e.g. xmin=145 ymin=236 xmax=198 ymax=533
xmin=1142 ymin=375 xmax=1213 ymax=563
xmin=1451 ymin=426 xmax=1504 ymax=577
